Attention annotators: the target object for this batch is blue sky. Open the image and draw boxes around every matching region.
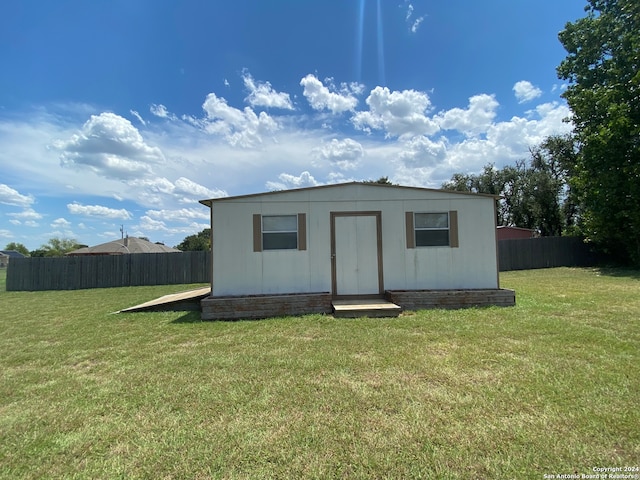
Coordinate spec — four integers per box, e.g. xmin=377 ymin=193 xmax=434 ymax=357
xmin=1 ymin=0 xmax=586 ymax=251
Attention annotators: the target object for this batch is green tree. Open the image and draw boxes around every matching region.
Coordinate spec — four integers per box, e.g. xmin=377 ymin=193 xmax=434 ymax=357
xmin=557 ymin=0 xmax=640 ymax=264
xmin=442 ymin=136 xmax=579 ymax=236
xmin=32 ymin=237 xmax=83 ymax=257
xmin=363 ymin=176 xmax=395 ymax=185
xmin=4 ymin=242 xmax=30 ymax=256
xmin=175 ymin=229 xmax=211 ymax=251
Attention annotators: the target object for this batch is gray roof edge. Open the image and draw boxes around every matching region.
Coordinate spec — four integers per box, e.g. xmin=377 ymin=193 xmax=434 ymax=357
xmin=198 ymin=181 xmax=500 ymax=206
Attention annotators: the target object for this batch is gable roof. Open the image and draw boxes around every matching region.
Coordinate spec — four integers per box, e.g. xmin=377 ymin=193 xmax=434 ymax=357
xmin=67 ymin=237 xmax=181 ymax=255
xmin=199 ymin=181 xmax=499 ymax=207
xmin=0 ymin=250 xmax=27 ymax=258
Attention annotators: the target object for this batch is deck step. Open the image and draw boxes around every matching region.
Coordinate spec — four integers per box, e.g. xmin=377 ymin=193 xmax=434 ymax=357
xmin=332 ymin=299 xmax=402 ymax=318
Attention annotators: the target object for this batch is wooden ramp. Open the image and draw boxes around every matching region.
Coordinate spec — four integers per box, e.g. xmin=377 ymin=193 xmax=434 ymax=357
xmin=119 ymin=287 xmax=211 ymax=313
xmin=332 ymin=298 xmax=402 ymax=318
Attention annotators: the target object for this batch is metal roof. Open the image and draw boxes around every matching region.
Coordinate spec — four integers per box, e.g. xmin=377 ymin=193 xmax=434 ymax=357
xmin=199 ymin=181 xmax=500 ymax=207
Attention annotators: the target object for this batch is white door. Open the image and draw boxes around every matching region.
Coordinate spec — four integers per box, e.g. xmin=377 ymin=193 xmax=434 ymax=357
xmin=333 ymin=214 xmax=381 ymax=296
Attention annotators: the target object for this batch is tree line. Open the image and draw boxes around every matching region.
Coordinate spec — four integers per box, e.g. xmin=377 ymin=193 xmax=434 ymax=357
xmin=445 ymin=0 xmax=639 ymax=266
xmin=442 ymin=134 xmax=579 ymax=237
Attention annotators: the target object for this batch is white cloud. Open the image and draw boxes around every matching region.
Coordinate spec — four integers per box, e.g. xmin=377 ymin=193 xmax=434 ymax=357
xmin=513 ymin=80 xmax=543 ymax=103
xmin=173 ymin=177 xmax=227 ymax=202
xmin=398 ymin=136 xmax=447 ymax=167
xmin=145 ymin=208 xmax=210 ymax=223
xmin=243 ymin=71 xmax=294 ymax=110
xmin=67 ymin=202 xmax=132 ymax=219
xmin=406 ymin=3 xmax=414 ymax=21
xmin=150 ymin=103 xmax=175 ymax=119
xmin=352 ymin=86 xmax=439 ymax=138
xmin=300 ymin=74 xmax=359 ymax=113
xmin=7 ymin=208 xmax=43 ymax=228
xmin=201 ymin=92 xmax=279 ymax=147
xmin=137 ymin=215 xmax=168 ymax=232
xmin=130 ymin=109 xmax=146 ymax=126
xmin=411 ymin=17 xmax=425 ymax=33
xmin=0 ymin=184 xmax=34 ymax=207
xmin=404 ymin=2 xmax=426 ymax=33
xmin=437 ymin=94 xmax=499 ymax=136
xmin=265 ymin=171 xmax=321 ymax=191
xmin=313 ymin=138 xmax=364 ymax=170
xmin=51 ymin=217 xmax=71 ymax=228
xmin=55 ymin=112 xmax=165 ymax=180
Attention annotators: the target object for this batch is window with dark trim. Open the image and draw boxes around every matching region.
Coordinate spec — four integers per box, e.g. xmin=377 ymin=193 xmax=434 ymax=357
xmin=406 ymin=210 xmax=459 ymax=248
xmin=253 ymin=213 xmax=307 ymax=252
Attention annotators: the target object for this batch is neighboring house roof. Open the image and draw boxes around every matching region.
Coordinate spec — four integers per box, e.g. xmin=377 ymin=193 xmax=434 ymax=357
xmin=67 ymin=237 xmax=181 ymax=255
xmin=0 ymin=250 xmax=27 ymax=258
xmin=199 ymin=181 xmax=500 ymax=207
xmin=496 ymin=226 xmax=536 ymax=240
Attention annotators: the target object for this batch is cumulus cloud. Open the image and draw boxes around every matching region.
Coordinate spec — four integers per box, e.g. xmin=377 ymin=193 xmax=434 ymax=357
xmin=513 ymin=80 xmax=543 ymax=103
xmin=0 ymin=184 xmax=34 ymax=207
xmin=300 ymin=74 xmax=360 ymax=113
xmin=67 ymin=202 xmax=132 ymax=219
xmin=243 ymin=71 xmax=294 ymax=110
xmin=55 ymin=112 xmax=165 ymax=180
xmin=437 ymin=94 xmax=499 ymax=136
xmin=313 ymin=138 xmax=364 ymax=170
xmin=51 ymin=217 xmax=71 ymax=228
xmin=265 ymin=171 xmax=321 ymax=191
xmin=398 ymin=136 xmax=447 ymax=167
xmin=352 ymin=86 xmax=439 ymax=138
xmin=201 ymin=92 xmax=279 ymax=147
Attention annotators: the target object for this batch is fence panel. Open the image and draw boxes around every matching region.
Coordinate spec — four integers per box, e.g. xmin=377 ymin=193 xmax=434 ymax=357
xmin=6 ymin=252 xmax=211 ymax=291
xmin=498 ymin=236 xmax=598 ymax=271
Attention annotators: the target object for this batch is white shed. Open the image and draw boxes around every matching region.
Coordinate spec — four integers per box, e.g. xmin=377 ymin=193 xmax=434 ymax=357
xmin=199 ymin=182 xmax=515 ymax=319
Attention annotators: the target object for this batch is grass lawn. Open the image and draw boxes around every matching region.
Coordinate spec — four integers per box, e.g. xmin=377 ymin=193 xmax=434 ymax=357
xmin=1 ymin=267 xmax=638 ymax=479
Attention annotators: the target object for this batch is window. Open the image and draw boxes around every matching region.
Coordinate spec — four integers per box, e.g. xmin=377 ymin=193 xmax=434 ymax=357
xmin=262 ymin=215 xmax=298 ymax=250
xmin=405 ymin=211 xmax=458 ymax=248
xmin=253 ymin=213 xmax=307 ymax=251
xmin=414 ymin=213 xmax=450 ymax=246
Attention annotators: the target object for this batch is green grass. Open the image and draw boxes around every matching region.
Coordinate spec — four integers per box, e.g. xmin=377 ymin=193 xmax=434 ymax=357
xmin=1 ymin=268 xmax=638 ymax=479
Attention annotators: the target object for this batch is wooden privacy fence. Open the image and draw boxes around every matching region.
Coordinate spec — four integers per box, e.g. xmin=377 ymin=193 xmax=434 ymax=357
xmin=6 ymin=238 xmax=597 ymax=291
xmin=498 ymin=236 xmax=597 ymax=271
xmin=6 ymin=251 xmax=211 ymax=291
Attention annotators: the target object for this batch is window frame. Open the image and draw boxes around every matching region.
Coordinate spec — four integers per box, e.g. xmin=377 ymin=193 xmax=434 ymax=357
xmin=253 ymin=213 xmax=307 ymax=252
xmin=261 ymin=214 xmax=298 ymax=250
xmin=414 ymin=212 xmax=450 ymax=247
xmin=405 ymin=210 xmax=459 ymax=249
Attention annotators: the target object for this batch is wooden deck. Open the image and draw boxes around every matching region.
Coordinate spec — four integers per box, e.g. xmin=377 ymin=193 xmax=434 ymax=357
xmin=332 ymin=298 xmax=402 ymax=318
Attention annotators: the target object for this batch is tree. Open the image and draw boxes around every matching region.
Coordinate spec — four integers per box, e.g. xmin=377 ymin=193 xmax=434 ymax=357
xmin=442 ymin=135 xmax=579 ymax=236
xmin=557 ymin=0 xmax=640 ymax=264
xmin=175 ymin=229 xmax=211 ymax=251
xmin=363 ymin=176 xmax=395 ymax=185
xmin=31 ymin=237 xmax=83 ymax=257
xmin=4 ymin=242 xmax=30 ymax=256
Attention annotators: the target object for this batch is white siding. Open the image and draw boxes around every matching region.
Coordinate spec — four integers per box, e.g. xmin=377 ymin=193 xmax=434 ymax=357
xmin=209 ymin=183 xmax=498 ymax=296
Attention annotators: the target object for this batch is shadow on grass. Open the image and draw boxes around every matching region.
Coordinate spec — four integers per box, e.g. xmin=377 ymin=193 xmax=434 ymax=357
xmin=171 ymin=311 xmax=204 ymax=323
xmin=592 ymin=266 xmax=640 ymax=280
